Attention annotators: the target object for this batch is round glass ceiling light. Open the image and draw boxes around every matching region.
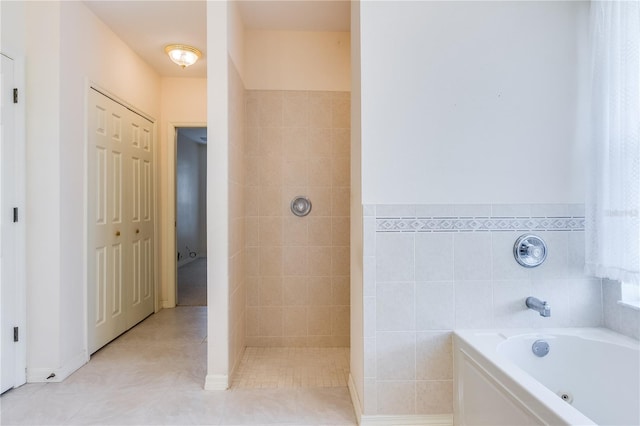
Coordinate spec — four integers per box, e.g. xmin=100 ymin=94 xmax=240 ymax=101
xmin=165 ymin=44 xmax=202 ymax=69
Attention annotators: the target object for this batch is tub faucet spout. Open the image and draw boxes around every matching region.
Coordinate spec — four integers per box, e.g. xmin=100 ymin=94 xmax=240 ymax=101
xmin=526 ymin=297 xmax=551 ymax=317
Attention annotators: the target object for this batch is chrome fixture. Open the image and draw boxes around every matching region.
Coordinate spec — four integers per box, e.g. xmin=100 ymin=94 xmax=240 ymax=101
xmin=290 ymin=196 xmax=312 ymax=217
xmin=526 ymin=296 xmax=551 ymax=317
xmin=514 ymin=234 xmax=547 ymax=268
xmin=531 ymin=339 xmax=550 ymax=357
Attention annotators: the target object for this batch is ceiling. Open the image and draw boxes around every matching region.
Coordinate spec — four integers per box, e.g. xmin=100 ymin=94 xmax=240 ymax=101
xmin=83 ymin=0 xmax=350 ymax=79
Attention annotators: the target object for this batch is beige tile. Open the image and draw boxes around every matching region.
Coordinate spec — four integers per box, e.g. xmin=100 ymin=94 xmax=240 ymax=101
xmin=332 ymin=186 xmax=351 ymax=217
xmin=332 ymin=335 xmax=350 ymax=347
xmin=259 ymin=154 xmax=283 ymax=187
xmin=309 ymin=157 xmax=332 ymax=186
xmin=332 ymin=157 xmax=350 ymax=187
xmin=259 ymin=92 xmax=283 ymax=127
xmin=332 ymin=216 xmax=350 ymax=246
xmin=309 ymin=128 xmax=333 ymax=157
xmin=308 ymin=307 xmax=332 ymax=335
xmin=260 ymin=307 xmax=283 ymax=336
xmin=260 ymin=127 xmax=283 ymax=156
xmin=332 ymin=276 xmax=350 ymax=306
xmin=260 ymin=246 xmax=282 ymax=276
xmin=246 ymin=306 xmax=261 ymax=336
xmin=246 ymin=247 xmax=260 ymax=276
xmin=309 ymin=92 xmax=332 ymax=128
xmin=332 ymin=246 xmax=350 ymax=276
xmin=245 ymin=217 xmax=260 ymax=247
xmin=283 ymin=307 xmax=308 ymax=336
xmin=282 ymin=127 xmax=309 ymax=159
xmin=282 ymin=157 xmax=309 ymax=187
xmin=308 ymin=335 xmax=334 ymax=347
xmin=308 ymin=217 xmax=332 ymax=246
xmin=281 ymin=337 xmax=308 ymax=347
xmin=283 ymin=276 xmax=308 ymax=306
xmin=332 ymin=306 xmax=350 ymax=337
xmin=332 ymin=128 xmax=350 ymax=158
xmin=259 ymin=186 xmax=282 ymax=216
xmin=259 ymin=216 xmax=283 ymax=246
xmin=308 ymin=276 xmax=332 ymax=306
xmin=283 ymin=92 xmax=309 ymax=127
xmin=246 ymin=276 xmax=260 ymax=306
xmin=416 ymin=380 xmax=453 ymax=415
xmin=283 ymin=217 xmax=308 ymax=245
xmin=309 ymin=246 xmax=332 ymax=276
xmin=245 ymin=186 xmax=261 ymax=217
xmin=260 ymin=276 xmax=283 ymax=306
xmin=283 ymin=246 xmax=309 ymax=276
xmin=245 ymin=155 xmax=261 ymax=187
xmin=246 ymin=96 xmax=260 ymax=127
xmin=332 ymin=97 xmax=350 ymax=129
xmin=246 ymin=125 xmax=261 ymax=156
xmin=307 ymin=186 xmax=332 ymax=216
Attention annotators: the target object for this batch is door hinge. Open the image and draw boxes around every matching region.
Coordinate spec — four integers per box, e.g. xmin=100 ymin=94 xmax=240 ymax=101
xmin=13 ymin=207 xmax=18 ymax=223
xmin=13 ymin=327 xmax=18 ymax=342
xmin=13 ymin=88 xmax=18 ymax=104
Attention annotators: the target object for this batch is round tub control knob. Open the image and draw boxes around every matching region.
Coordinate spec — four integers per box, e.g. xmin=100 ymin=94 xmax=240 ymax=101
xmin=514 ymin=234 xmax=547 ymax=268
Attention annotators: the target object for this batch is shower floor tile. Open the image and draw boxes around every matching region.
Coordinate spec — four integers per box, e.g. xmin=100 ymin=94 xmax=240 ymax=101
xmin=232 ymin=347 xmax=350 ymax=389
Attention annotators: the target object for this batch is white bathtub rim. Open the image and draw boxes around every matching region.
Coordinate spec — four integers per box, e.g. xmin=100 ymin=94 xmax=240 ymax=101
xmin=452 ymin=327 xmax=640 ymax=426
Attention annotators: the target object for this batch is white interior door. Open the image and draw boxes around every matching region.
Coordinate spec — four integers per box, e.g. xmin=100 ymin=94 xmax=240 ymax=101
xmin=87 ymin=88 xmax=154 ymax=354
xmin=0 ymin=53 xmax=18 ymax=393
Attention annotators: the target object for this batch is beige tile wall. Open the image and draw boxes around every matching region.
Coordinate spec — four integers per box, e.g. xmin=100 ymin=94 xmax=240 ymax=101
xmin=229 ymin=59 xmax=246 ymax=373
xmin=245 ymin=90 xmax=350 ymax=347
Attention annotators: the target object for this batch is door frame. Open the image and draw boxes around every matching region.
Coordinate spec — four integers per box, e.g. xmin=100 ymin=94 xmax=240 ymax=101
xmin=0 ymin=52 xmax=26 ymax=390
xmin=165 ymin=122 xmax=207 ymax=308
xmin=83 ymin=81 xmax=160 ymax=355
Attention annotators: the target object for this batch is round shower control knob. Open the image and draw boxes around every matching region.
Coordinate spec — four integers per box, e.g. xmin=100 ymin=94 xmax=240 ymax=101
xmin=513 ymin=234 xmax=547 ymax=268
xmin=290 ymin=196 xmax=312 ymax=217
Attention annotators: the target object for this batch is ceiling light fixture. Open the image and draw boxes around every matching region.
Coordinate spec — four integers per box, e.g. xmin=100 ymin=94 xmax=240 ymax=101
xmin=164 ymin=44 xmax=202 ymax=69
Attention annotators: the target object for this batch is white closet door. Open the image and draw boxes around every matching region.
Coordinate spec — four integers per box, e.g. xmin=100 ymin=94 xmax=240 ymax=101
xmin=87 ymin=88 xmax=154 ymax=354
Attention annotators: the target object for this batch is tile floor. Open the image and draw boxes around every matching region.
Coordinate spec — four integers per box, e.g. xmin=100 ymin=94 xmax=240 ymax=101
xmin=178 ymin=258 xmax=207 ymax=306
xmin=0 ymin=307 xmax=357 ymax=425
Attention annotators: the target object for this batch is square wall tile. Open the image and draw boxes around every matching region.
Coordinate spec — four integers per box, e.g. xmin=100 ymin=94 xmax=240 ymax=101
xmin=454 ymin=233 xmax=492 ymax=281
xmin=376 ymin=381 xmax=415 ymax=415
xmin=376 ymin=282 xmax=415 ymax=331
xmin=416 ymin=381 xmax=453 ymax=415
xmin=376 ymin=232 xmax=415 ymax=282
xmin=492 ymin=280 xmax=533 ymax=328
xmin=415 ymin=233 xmax=454 ymax=281
xmin=455 ymin=281 xmax=493 ymax=328
xmin=376 ymin=332 xmax=416 ymax=380
xmin=415 ymin=282 xmax=455 ymax=330
xmin=568 ymin=279 xmax=603 ymax=326
xmin=416 ymin=332 xmax=452 ymax=380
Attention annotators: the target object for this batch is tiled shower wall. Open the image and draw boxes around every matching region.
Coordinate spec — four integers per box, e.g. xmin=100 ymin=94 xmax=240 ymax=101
xmin=362 ymin=203 xmax=604 ymax=416
xmin=244 ymin=90 xmax=351 ymax=347
xmin=229 ymin=59 xmax=246 ymax=374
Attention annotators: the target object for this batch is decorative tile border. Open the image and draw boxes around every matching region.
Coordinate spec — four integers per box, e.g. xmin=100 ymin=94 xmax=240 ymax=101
xmin=376 ymin=216 xmax=585 ymax=233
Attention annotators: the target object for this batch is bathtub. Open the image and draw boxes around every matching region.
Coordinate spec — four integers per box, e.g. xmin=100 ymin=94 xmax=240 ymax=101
xmin=453 ymin=328 xmax=639 ymax=425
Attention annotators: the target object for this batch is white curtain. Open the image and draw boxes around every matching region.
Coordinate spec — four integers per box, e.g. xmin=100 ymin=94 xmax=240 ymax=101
xmin=586 ymin=1 xmax=640 ymax=284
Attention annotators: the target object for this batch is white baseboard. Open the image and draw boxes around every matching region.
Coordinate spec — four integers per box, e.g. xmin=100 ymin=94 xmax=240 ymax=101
xmin=26 ymin=350 xmax=89 ymax=383
xmin=360 ymin=414 xmax=453 ymax=426
xmin=204 ymin=374 xmax=229 ymax=390
xmin=161 ymin=300 xmax=176 ymax=309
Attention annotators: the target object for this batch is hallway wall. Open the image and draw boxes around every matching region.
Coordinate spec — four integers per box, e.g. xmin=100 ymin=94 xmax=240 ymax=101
xmin=244 ymin=89 xmax=351 ymax=347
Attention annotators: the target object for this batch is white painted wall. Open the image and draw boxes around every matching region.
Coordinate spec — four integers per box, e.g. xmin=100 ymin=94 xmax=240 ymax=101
xmin=176 ymin=134 xmax=205 ymax=267
xmin=158 ymin=77 xmax=207 ymax=308
xmin=228 ymin=0 xmax=245 ymax=81
xmin=206 ymin=0 xmax=230 ymax=390
xmin=5 ymin=0 xmax=162 ymax=381
xmin=361 ymin=1 xmax=589 ymax=205
xmin=244 ymin=30 xmax=350 ymax=91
